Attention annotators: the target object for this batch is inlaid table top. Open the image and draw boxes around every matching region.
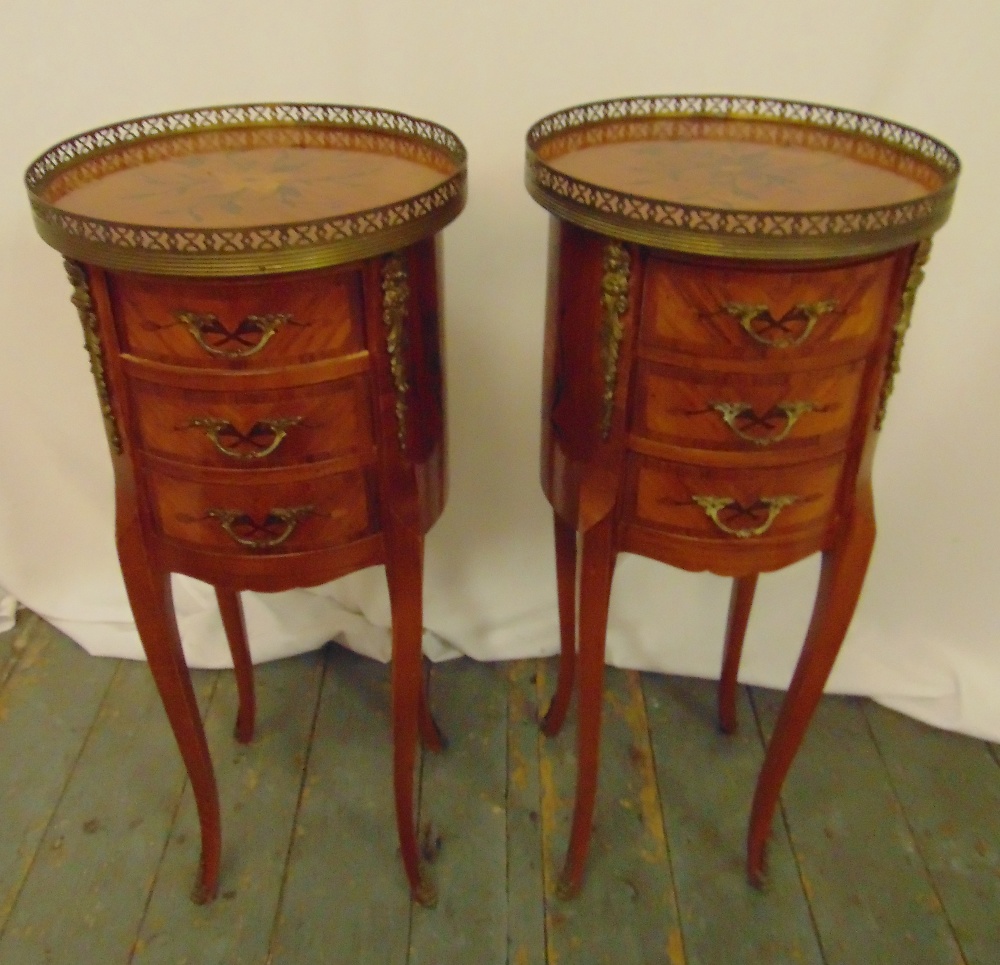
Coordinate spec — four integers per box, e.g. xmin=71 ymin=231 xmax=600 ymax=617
xmin=525 ymin=95 xmax=959 ymax=260
xmin=26 ymin=103 xmax=467 ymax=276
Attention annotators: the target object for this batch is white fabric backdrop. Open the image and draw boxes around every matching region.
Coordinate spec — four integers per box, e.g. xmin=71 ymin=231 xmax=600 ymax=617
xmin=1 ymin=1 xmax=998 ymax=738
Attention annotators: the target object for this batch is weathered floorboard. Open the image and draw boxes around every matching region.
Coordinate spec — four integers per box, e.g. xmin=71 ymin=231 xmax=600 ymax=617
xmin=751 ymin=688 xmax=964 ymax=965
xmin=506 ymin=661 xmax=547 ymax=965
xmin=644 ymin=675 xmax=824 ymax=965
xmin=0 ymin=659 xmax=217 ymax=965
xmin=538 ymin=662 xmax=684 ymax=965
xmin=865 ymin=702 xmax=999 ymax=965
xmin=2 ymin=613 xmax=1000 ymax=965
xmin=409 ymin=659 xmax=508 ymax=965
xmin=0 ymin=616 xmax=119 ymax=940
xmin=268 ymin=645 xmax=412 ymax=965
xmin=133 ymin=652 xmax=324 ymax=965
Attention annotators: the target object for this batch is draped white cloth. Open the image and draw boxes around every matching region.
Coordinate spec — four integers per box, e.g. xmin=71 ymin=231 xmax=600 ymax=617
xmin=1 ymin=0 xmax=998 ymax=739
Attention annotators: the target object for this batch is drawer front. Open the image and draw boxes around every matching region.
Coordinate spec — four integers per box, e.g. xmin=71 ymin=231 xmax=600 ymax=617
xmin=639 ymin=255 xmax=896 ymax=360
xmin=147 ymin=467 xmax=375 ymax=554
xmin=630 ymin=358 xmax=865 ymax=455
xmin=109 ymin=267 xmax=365 ymax=368
xmin=624 ymin=453 xmax=842 ymax=542
xmin=129 ymin=375 xmax=374 ymax=468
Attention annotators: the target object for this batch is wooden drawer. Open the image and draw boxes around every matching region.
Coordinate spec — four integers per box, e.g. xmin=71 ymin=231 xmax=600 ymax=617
xmin=639 ymin=255 xmax=896 ymax=361
xmin=108 ymin=266 xmax=365 ymax=368
xmin=128 ymin=374 xmax=374 ymax=469
xmin=146 ymin=463 xmax=376 ymax=554
xmin=630 ymin=358 xmax=865 ymax=455
xmin=624 ymin=453 xmax=842 ymax=542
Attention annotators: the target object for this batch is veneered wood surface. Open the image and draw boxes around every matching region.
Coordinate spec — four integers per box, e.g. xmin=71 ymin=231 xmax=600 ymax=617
xmin=630 ymin=357 xmax=866 ymax=456
xmin=538 ymin=215 xmax=917 ymax=896
xmin=638 ymin=254 xmax=894 ymax=361
xmin=623 ymin=451 xmax=843 ymax=542
xmin=67 ymin=229 xmax=450 ymax=904
xmin=49 ymin=130 xmax=458 ymax=227
xmin=109 ymin=266 xmax=366 ymax=368
xmin=145 ymin=463 xmax=376 ymax=553
xmin=541 ymin=116 xmax=945 ymax=211
xmin=128 ymin=373 xmax=375 ymax=468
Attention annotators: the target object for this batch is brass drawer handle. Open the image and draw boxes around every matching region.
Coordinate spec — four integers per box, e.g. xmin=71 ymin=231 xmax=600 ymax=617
xmin=692 ymin=495 xmax=797 ymax=539
xmin=724 ymin=300 xmax=836 ymax=348
xmin=186 ymin=416 xmax=303 ymax=460
xmin=709 ymin=401 xmax=816 ymax=446
xmin=173 ymin=311 xmax=293 ymax=358
xmin=206 ymin=506 xmax=315 ymax=549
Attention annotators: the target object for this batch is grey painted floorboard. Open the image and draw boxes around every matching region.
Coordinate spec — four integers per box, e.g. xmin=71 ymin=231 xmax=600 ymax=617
xmin=506 ymin=661 xmax=547 ymax=965
xmin=865 ymin=702 xmax=1000 ymax=965
xmin=409 ymin=659 xmax=508 ymax=965
xmin=752 ymin=688 xmax=964 ymax=965
xmin=0 ymin=617 xmax=118 ymax=941
xmin=2 ymin=616 xmax=999 ymax=965
xmin=644 ymin=675 xmax=824 ymax=965
xmin=538 ymin=664 xmax=684 ymax=965
xmin=0 ymin=660 xmax=216 ymax=965
xmin=267 ymin=646 xmax=411 ymax=965
xmin=133 ymin=653 xmax=324 ymax=965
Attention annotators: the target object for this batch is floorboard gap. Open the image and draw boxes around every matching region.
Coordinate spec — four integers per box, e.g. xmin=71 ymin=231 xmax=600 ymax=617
xmin=862 ymin=701 xmax=973 ymax=965
xmin=0 ymin=651 xmax=121 ymax=945
xmin=264 ymin=644 xmax=329 ymax=964
xmin=126 ymin=671 xmax=223 ymax=965
xmin=747 ymin=686 xmax=830 ymax=965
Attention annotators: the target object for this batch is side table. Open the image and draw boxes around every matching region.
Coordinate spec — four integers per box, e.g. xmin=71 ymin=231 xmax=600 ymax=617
xmin=25 ymin=103 xmax=467 ymax=906
xmin=525 ymin=95 xmax=959 ymax=895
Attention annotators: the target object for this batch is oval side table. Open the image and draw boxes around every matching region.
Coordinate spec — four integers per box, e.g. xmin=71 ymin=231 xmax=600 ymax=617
xmin=524 ymin=95 xmax=959 ymax=896
xmin=25 ymin=103 xmax=467 ymax=906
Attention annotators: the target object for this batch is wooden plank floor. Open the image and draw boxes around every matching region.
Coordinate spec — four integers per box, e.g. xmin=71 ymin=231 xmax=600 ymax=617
xmin=1 ymin=608 xmax=997 ymax=965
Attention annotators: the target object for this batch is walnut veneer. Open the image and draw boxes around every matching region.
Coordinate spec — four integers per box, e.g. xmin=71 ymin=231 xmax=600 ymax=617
xmin=526 ymin=95 xmax=959 ymax=897
xmin=26 ymin=104 xmax=467 ymax=907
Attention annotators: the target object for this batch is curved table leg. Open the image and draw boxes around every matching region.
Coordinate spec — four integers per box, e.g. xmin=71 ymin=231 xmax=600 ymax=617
xmin=558 ymin=514 xmax=616 ymax=899
xmin=385 ymin=524 xmax=437 ymax=907
xmin=542 ymin=511 xmax=578 ymax=737
xmin=419 ymin=666 xmax=447 ymax=752
xmin=747 ymin=499 xmax=875 ymax=886
xmin=215 ymin=588 xmax=256 ymax=744
xmin=118 ymin=526 xmax=220 ymax=904
xmin=719 ymin=574 xmax=758 ymax=735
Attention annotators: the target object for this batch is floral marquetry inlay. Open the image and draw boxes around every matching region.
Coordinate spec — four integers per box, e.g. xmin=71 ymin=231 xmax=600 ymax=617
xmin=526 ymin=95 xmax=958 ymax=260
xmin=51 ymin=138 xmax=450 ymax=229
xmin=26 ymin=104 xmax=467 ymax=275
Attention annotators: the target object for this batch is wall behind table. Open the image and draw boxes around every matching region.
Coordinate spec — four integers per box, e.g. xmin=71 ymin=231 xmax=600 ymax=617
xmin=1 ymin=0 xmax=997 ymax=738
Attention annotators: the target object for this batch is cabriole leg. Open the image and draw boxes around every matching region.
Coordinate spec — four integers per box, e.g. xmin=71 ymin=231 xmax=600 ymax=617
xmin=215 ymin=587 xmax=255 ymax=744
xmin=118 ymin=522 xmax=220 ymax=904
xmin=719 ymin=574 xmax=758 ymax=735
xmin=542 ymin=511 xmax=578 ymax=736
xmin=747 ymin=500 xmax=875 ymax=886
xmin=385 ymin=524 xmax=437 ymax=907
xmin=419 ymin=663 xmax=447 ymax=752
xmin=558 ymin=514 xmax=616 ymax=899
